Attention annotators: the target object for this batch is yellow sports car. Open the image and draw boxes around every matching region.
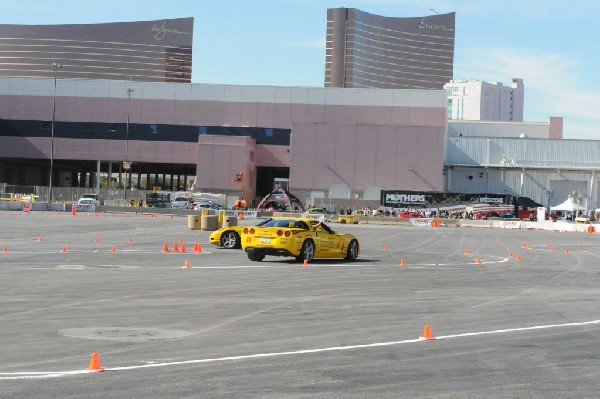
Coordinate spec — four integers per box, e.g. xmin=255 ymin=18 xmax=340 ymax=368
xmin=241 ymin=217 xmax=359 ymax=262
xmin=209 ymin=219 xmax=271 ymax=249
xmin=335 ymin=213 xmax=360 ymax=224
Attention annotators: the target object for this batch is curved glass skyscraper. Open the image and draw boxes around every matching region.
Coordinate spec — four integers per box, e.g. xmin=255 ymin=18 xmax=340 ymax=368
xmin=0 ymin=17 xmax=193 ymax=82
xmin=325 ymin=8 xmax=455 ymax=90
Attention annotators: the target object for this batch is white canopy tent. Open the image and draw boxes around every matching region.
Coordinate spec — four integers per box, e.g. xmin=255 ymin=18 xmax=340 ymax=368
xmin=551 ymin=196 xmax=588 ymax=212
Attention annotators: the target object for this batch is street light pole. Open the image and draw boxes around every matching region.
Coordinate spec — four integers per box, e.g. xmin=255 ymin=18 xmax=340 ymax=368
xmin=124 ymin=87 xmax=134 ymax=200
xmin=49 ymin=62 xmax=62 ymax=203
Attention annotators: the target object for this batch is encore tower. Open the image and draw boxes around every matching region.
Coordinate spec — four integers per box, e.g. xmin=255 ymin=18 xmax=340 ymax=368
xmin=0 ymin=17 xmax=193 ymax=82
xmin=325 ymin=8 xmax=455 ymax=90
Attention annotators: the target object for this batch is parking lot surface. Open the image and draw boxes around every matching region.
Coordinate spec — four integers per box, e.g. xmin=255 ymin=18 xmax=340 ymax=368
xmin=1 ymin=211 xmax=600 ymax=398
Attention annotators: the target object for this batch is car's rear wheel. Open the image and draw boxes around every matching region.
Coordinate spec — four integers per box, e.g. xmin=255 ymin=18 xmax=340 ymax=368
xmin=345 ymin=239 xmax=359 ymax=261
xmin=220 ymin=231 xmax=240 ymax=249
xmin=247 ymin=251 xmax=265 ymax=262
xmin=296 ymin=239 xmax=315 ymax=262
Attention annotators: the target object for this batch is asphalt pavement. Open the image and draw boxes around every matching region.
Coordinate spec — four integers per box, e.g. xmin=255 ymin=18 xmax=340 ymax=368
xmin=1 ymin=210 xmax=600 ymax=398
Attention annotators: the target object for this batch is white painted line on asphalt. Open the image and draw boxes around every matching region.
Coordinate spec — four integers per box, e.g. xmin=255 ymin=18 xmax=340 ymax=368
xmin=2 ymin=318 xmax=599 ymax=380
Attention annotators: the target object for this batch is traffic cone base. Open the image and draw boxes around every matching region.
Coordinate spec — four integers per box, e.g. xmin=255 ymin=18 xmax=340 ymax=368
xmin=86 ymin=353 xmax=105 ymax=371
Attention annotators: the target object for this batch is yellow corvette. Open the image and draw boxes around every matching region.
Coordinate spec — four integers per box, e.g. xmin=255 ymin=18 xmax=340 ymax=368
xmin=209 ymin=219 xmax=270 ymax=249
xmin=335 ymin=213 xmax=360 ymax=224
xmin=241 ymin=217 xmax=359 ymax=262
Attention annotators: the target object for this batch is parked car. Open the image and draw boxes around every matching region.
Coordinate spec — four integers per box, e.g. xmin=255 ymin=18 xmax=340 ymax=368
xmin=171 ymin=196 xmax=194 ymax=209
xmin=194 ymin=202 xmax=229 ymax=211
xmin=78 ymin=194 xmax=103 ymax=205
xmin=241 ymin=217 xmax=359 ymax=262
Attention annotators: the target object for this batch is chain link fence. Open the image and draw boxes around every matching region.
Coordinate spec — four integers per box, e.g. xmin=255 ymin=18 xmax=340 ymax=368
xmin=0 ymin=184 xmax=154 ymax=206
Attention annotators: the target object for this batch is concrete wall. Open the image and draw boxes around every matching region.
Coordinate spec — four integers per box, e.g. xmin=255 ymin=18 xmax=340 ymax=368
xmin=196 ymin=135 xmax=256 ymax=199
xmin=290 ymin=123 xmax=445 ymax=193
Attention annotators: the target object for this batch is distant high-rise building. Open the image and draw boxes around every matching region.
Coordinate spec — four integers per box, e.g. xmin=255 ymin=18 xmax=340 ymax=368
xmin=0 ymin=18 xmax=193 ymax=82
xmin=325 ymin=8 xmax=455 ymax=89
xmin=444 ymin=78 xmax=524 ymax=122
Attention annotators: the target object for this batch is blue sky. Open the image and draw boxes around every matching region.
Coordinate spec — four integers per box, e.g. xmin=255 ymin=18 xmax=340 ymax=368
xmin=2 ymin=0 xmax=599 ymax=139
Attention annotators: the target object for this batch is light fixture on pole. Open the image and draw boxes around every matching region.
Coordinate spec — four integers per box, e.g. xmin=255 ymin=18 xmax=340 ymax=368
xmin=49 ymin=62 xmax=62 ymax=203
xmin=124 ymin=87 xmax=134 ymax=200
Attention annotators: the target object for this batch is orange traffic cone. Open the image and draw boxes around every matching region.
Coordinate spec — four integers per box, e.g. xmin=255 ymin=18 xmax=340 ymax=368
xmin=565 ymin=248 xmax=570 ymax=254
xmin=195 ymin=243 xmax=202 ymax=253
xmin=128 ymin=237 xmax=132 ymax=243
xmin=95 ymin=236 xmax=100 ymax=243
xmin=303 ymin=259 xmax=308 ymax=266
xmin=383 ymin=245 xmax=388 ymax=251
xmin=465 ymin=248 xmax=470 ymax=255
xmin=61 ymin=246 xmax=67 ymax=253
xmin=516 ymin=255 xmax=522 ymax=261
xmin=508 ymin=251 xmax=514 ymax=257
xmin=180 ymin=243 xmax=186 ymax=253
xmin=86 ymin=353 xmax=105 ymax=371
xmin=111 ymin=246 xmax=116 ymax=253
xmin=550 ymin=246 xmax=555 ymax=251
xmin=173 ymin=242 xmax=179 ymax=252
xmin=475 ymin=258 xmax=481 ymax=264
xmin=420 ymin=325 xmax=435 ymax=340
xmin=2 ymin=246 xmax=7 ymax=253
xmin=400 ymin=258 xmax=406 ymax=266
xmin=72 ymin=207 xmax=77 ymax=216
xmin=162 ymin=242 xmax=169 ymax=252
xmin=37 ymin=236 xmax=43 ymax=243
xmin=182 ymin=260 xmax=190 ymax=269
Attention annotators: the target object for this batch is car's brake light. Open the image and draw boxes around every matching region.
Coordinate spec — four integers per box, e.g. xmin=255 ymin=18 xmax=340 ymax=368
xmin=249 ymin=228 xmax=255 ymax=234
xmin=277 ymin=230 xmax=283 ymax=236
xmin=284 ymin=231 xmax=291 ymax=237
xmin=243 ymin=228 xmax=249 ymax=234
